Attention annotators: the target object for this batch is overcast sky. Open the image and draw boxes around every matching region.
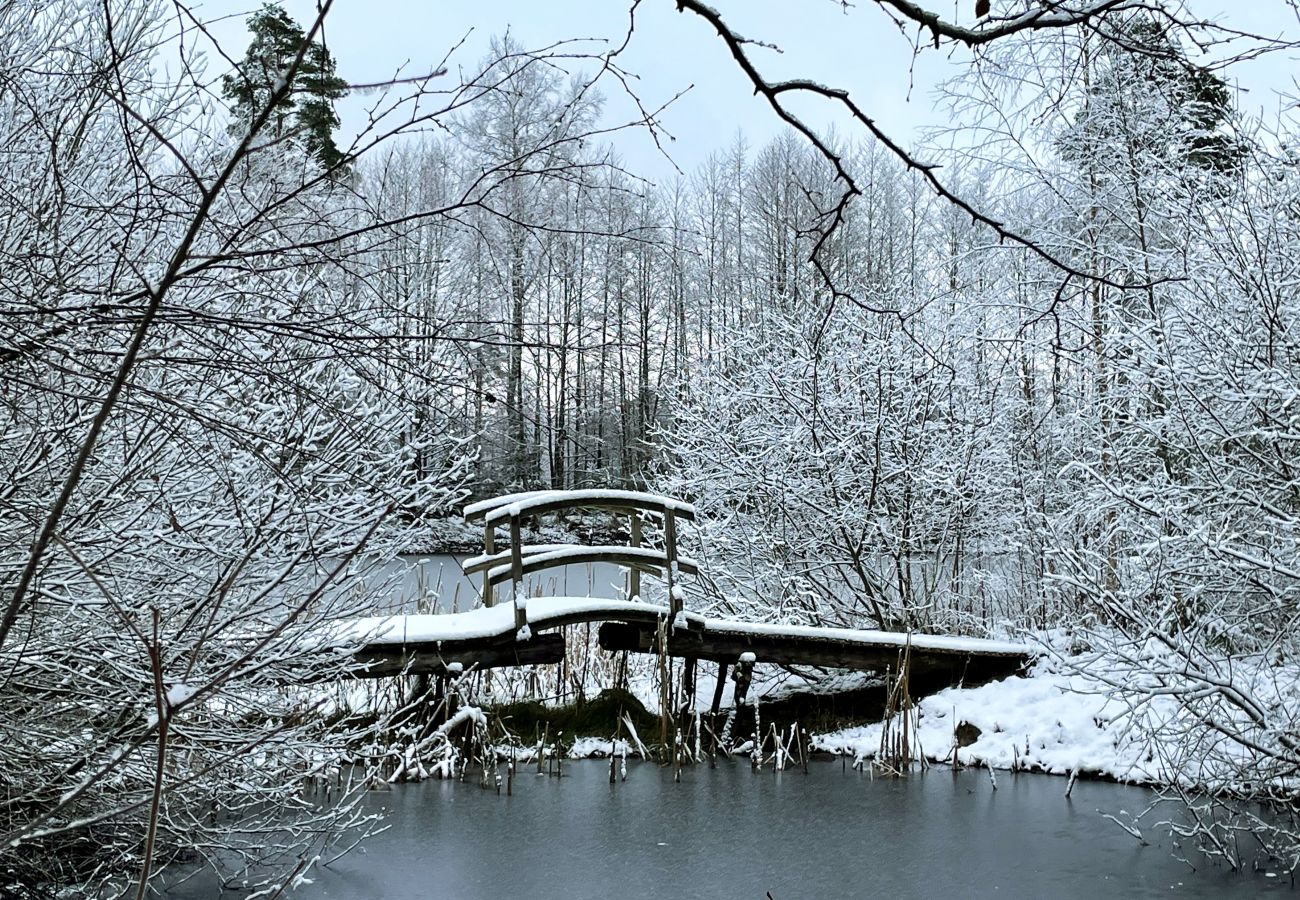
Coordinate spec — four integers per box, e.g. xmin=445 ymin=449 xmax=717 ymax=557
xmin=194 ymin=1 xmax=1300 ymax=182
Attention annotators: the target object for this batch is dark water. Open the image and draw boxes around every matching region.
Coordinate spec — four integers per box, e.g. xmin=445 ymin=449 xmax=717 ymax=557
xmin=179 ymin=762 xmax=1291 ymax=899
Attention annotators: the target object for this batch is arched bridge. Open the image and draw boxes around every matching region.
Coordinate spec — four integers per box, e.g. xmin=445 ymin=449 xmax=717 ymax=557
xmin=341 ymin=490 xmax=1032 ymax=688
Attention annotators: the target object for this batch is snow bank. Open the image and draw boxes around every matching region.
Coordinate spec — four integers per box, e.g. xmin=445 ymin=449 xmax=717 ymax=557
xmin=813 ymin=656 xmax=1178 ymax=783
xmin=811 ymin=660 xmax=1170 ymax=780
xmin=488 ymin=737 xmax=631 ymax=762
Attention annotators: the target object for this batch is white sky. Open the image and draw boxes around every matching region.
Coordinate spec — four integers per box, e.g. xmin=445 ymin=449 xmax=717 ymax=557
xmin=192 ymin=1 xmax=1300 ymax=182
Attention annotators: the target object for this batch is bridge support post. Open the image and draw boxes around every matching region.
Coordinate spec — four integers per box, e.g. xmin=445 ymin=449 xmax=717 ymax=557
xmin=710 ymin=660 xmax=728 ymax=715
xmin=510 ymin=512 xmax=527 ymax=634
xmin=732 ymin=653 xmax=755 ymax=707
xmin=665 ymin=509 xmax=680 ymax=621
xmin=682 ymin=656 xmax=698 ymax=740
xmin=482 ymin=524 xmax=495 ymax=607
xmin=629 ymin=513 xmax=642 ymax=601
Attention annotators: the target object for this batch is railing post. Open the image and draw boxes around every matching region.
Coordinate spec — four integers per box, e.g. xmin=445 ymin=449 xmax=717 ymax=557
xmin=629 ymin=512 xmax=642 ymax=601
xmin=483 ymin=523 xmax=496 ymax=607
xmin=664 ymin=508 xmax=680 ymax=620
xmin=510 ymin=512 xmax=527 ymax=635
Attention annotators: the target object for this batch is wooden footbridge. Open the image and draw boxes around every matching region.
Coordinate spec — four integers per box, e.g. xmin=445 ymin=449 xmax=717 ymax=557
xmin=341 ymin=490 xmax=1032 ymax=691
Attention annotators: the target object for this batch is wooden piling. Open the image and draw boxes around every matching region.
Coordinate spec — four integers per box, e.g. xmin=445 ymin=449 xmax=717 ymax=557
xmin=509 ymin=513 xmax=525 ymax=633
xmin=710 ymin=660 xmax=729 ymax=715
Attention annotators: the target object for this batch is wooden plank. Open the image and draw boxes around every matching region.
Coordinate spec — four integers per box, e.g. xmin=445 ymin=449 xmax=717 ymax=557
xmin=350 ymin=633 xmax=565 ymax=679
xmin=596 ymin=622 xmax=1030 ymax=682
xmin=462 ymin=544 xmax=588 ymax=576
xmin=463 ymin=545 xmax=696 ymax=578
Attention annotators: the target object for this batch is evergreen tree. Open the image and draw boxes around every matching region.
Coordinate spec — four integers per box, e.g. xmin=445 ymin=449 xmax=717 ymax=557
xmin=1059 ymin=17 xmax=1245 ymax=183
xmin=222 ymin=3 xmax=348 ymax=172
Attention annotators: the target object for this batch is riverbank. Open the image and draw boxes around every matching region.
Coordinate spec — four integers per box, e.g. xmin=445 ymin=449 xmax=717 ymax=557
xmin=375 ymin=617 xmax=1295 ymax=810
xmin=811 ymin=652 xmax=1159 ymax=781
xmin=528 ymin=638 xmax=1283 ymax=797
xmin=811 ymin=635 xmax=1300 ymax=803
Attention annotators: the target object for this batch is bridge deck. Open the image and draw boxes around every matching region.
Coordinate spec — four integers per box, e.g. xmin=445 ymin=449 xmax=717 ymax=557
xmin=338 ymin=598 xmax=1033 ymax=681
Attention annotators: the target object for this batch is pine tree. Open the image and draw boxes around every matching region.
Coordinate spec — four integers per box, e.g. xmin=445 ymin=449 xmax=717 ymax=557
xmin=1059 ymin=17 xmax=1244 ymax=183
xmin=221 ymin=3 xmax=348 ymax=172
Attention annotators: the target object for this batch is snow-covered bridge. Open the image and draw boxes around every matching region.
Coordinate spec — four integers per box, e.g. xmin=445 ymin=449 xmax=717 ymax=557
xmin=341 ymin=490 xmax=1033 ymax=687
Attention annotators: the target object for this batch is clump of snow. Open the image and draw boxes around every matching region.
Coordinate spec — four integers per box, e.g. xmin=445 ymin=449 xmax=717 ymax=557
xmin=568 ymin=736 xmax=631 ymax=758
xmin=165 ymin=683 xmax=198 ymax=708
xmin=435 ymin=705 xmax=485 ymax=736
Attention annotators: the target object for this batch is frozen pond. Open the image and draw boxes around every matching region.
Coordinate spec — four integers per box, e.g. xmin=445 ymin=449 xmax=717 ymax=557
xmin=174 ymin=762 xmax=1289 ymax=899
xmin=348 ymin=553 xmax=629 ymax=614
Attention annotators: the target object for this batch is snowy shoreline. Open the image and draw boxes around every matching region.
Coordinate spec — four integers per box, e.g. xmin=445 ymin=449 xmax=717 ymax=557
xmin=542 ymin=645 xmax=1274 ymax=798
xmin=810 ymin=657 xmax=1162 ymax=784
xmin=542 ymin=657 xmax=1143 ymax=782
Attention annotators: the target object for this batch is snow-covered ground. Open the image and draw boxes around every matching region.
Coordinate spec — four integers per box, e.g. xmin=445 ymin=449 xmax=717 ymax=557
xmin=813 ymin=655 xmax=1169 ymax=781
xmin=812 ymin=641 xmax=1300 ymax=793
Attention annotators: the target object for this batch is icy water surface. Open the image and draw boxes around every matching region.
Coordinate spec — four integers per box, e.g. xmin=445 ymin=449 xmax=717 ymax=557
xmin=347 ymin=552 xmax=628 ymax=614
xmin=177 ymin=762 xmax=1291 ymax=899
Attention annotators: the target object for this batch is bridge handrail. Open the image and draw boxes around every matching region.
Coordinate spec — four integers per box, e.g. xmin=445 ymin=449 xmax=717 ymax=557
xmin=464 ymin=488 xmax=695 ymax=524
xmin=463 ymin=488 xmax=695 ymax=634
xmin=462 ymin=544 xmax=586 ymax=574
xmin=463 ymin=544 xmax=698 ymax=577
xmin=483 ymin=547 xmax=699 ymax=587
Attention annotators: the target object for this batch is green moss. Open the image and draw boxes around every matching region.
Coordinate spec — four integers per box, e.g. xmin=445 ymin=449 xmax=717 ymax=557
xmin=491 ymin=688 xmax=657 ymax=741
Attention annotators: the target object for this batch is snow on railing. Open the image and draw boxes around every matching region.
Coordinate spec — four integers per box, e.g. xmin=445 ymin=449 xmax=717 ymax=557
xmin=464 ymin=488 xmax=695 ymax=523
xmin=462 ymin=490 xmax=552 ymax=519
xmin=461 ymin=544 xmax=581 ymax=573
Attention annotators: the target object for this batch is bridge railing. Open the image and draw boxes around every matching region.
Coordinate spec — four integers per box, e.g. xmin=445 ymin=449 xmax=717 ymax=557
xmin=463 ymin=489 xmax=696 ymax=634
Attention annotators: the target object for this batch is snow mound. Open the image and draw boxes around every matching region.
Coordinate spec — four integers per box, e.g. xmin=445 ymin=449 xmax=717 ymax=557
xmin=814 ymin=658 xmax=1173 ymax=783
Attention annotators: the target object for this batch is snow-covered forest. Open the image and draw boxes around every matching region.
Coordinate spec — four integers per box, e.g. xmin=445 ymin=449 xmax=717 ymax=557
xmin=5 ymin=0 xmax=1300 ymax=895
